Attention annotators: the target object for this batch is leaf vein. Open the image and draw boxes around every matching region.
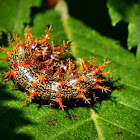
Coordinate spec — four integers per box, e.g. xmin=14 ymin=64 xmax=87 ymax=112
xmin=97 ymin=115 xmax=140 ymax=137
xmin=117 ymin=101 xmax=140 ymax=111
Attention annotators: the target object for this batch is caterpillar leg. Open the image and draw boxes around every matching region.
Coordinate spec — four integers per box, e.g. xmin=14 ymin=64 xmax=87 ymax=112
xmin=51 ymin=98 xmax=65 ymax=110
xmin=1 ymin=71 xmax=12 ymax=82
xmin=76 ymin=93 xmax=90 ymax=104
xmin=9 ymin=84 xmax=16 ymax=89
xmin=22 ymin=89 xmax=38 ymax=105
xmin=94 ymin=84 xmax=111 ymax=93
xmin=92 ymin=92 xmax=99 ymax=102
xmin=44 ymin=103 xmax=56 ymax=107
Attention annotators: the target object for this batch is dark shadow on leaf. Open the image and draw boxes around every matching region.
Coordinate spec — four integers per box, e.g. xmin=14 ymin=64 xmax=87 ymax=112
xmin=25 ymin=0 xmax=50 ymax=27
xmin=0 ymin=66 xmax=9 ymax=72
xmin=65 ymin=0 xmax=138 ymax=55
xmin=64 ymin=110 xmax=77 ymax=120
xmin=0 ymin=32 xmax=9 ymax=47
xmin=0 ymin=83 xmax=34 ymax=139
xmin=93 ymin=78 xmax=125 ymax=113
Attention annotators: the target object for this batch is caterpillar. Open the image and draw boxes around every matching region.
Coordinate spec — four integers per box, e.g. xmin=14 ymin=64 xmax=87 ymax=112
xmin=0 ymin=26 xmax=111 ymax=110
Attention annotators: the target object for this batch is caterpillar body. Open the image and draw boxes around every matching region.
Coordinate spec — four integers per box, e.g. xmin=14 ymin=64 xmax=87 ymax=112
xmin=0 ymin=26 xmax=111 ymax=110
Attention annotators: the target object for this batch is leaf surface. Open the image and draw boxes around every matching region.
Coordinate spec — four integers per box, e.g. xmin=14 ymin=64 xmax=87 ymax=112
xmin=0 ymin=0 xmax=41 ymax=34
xmin=0 ymin=0 xmax=140 ymax=140
xmin=107 ymin=0 xmax=140 ymax=59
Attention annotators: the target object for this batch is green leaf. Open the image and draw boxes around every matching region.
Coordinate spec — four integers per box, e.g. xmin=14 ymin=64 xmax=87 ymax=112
xmin=0 ymin=0 xmax=41 ymax=34
xmin=107 ymin=0 xmax=140 ymax=59
xmin=0 ymin=0 xmax=140 ymax=140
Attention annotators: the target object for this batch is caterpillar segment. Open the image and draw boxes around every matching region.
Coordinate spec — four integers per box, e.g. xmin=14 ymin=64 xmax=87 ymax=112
xmin=0 ymin=26 xmax=111 ymax=110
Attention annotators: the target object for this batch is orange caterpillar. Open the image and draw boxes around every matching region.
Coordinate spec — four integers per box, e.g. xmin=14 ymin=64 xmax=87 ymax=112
xmin=0 ymin=26 xmax=111 ymax=110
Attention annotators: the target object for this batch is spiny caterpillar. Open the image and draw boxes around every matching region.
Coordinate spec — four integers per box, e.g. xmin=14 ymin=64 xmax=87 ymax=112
xmin=0 ymin=26 xmax=111 ymax=110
